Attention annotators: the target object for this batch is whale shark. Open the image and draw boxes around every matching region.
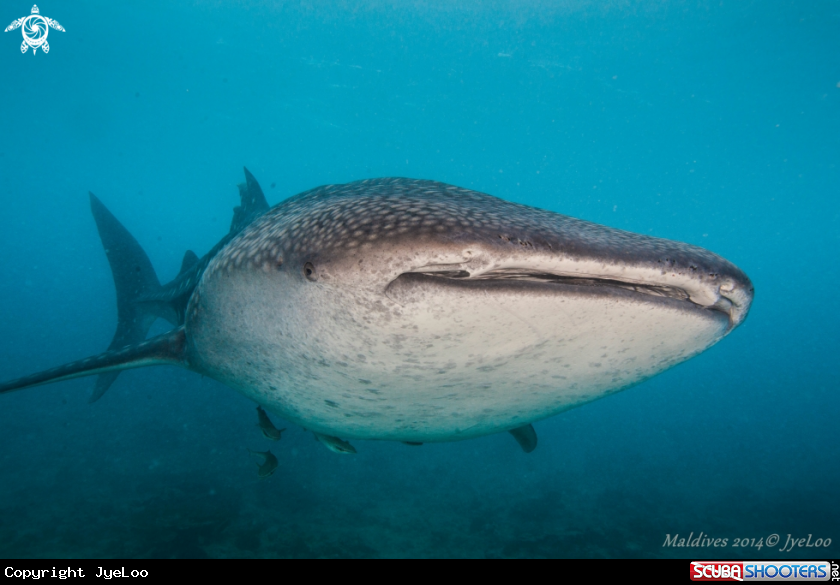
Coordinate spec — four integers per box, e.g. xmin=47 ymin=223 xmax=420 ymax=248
xmin=0 ymin=169 xmax=753 ymax=452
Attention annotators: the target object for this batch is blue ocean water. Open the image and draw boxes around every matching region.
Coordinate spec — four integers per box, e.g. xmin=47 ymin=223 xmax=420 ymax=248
xmin=0 ymin=0 xmax=837 ymax=559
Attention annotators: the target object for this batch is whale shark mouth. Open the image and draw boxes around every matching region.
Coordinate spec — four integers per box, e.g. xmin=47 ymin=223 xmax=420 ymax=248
xmin=400 ymin=268 xmax=736 ymax=325
xmin=417 ymin=269 xmax=690 ymax=301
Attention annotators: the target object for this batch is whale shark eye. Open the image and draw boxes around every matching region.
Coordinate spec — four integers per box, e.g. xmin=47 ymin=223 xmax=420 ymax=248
xmin=303 ymin=262 xmax=317 ymax=281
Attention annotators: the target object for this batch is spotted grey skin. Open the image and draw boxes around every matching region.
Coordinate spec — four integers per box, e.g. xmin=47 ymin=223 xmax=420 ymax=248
xmin=184 ymin=177 xmax=753 ymax=443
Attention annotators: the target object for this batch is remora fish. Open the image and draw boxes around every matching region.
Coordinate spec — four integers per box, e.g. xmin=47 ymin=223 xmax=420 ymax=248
xmin=256 ymin=405 xmax=285 ymax=441
xmin=313 ymin=432 xmax=357 ymax=455
xmin=0 ymin=170 xmax=753 ymax=453
xmin=248 ymin=449 xmax=279 ymax=478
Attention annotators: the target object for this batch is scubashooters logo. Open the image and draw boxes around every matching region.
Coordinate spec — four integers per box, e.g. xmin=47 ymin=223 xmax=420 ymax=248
xmin=690 ymin=561 xmax=833 ymax=581
xmin=4 ymin=5 xmax=64 ymax=54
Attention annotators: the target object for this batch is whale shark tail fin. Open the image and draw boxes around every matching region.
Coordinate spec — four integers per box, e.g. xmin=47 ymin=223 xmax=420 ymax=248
xmin=0 ymin=328 xmax=187 ymax=396
xmin=88 ymin=193 xmax=167 ymax=402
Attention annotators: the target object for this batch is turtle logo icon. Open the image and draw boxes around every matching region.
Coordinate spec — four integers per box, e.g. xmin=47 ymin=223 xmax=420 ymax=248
xmin=5 ymin=5 xmax=64 ymax=54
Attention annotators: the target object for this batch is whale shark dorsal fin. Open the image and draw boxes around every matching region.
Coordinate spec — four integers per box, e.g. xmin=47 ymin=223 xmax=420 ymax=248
xmin=178 ymin=250 xmax=199 ymax=276
xmin=0 ymin=327 xmax=187 ymax=396
xmin=243 ymin=167 xmax=269 ymax=213
xmin=229 ymin=167 xmax=269 ymax=235
xmin=508 ymin=424 xmax=538 ymax=453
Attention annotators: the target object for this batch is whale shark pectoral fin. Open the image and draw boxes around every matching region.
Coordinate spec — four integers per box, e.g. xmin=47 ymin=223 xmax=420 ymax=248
xmin=0 ymin=327 xmax=187 ymax=396
xmin=508 ymin=424 xmax=538 ymax=453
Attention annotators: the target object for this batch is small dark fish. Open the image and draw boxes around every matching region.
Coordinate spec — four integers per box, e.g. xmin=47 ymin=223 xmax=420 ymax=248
xmin=248 ymin=449 xmax=278 ymax=478
xmin=256 ymin=405 xmax=285 ymax=441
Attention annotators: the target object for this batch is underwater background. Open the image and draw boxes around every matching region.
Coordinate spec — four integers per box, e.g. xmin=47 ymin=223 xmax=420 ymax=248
xmin=0 ymin=0 xmax=837 ymax=559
